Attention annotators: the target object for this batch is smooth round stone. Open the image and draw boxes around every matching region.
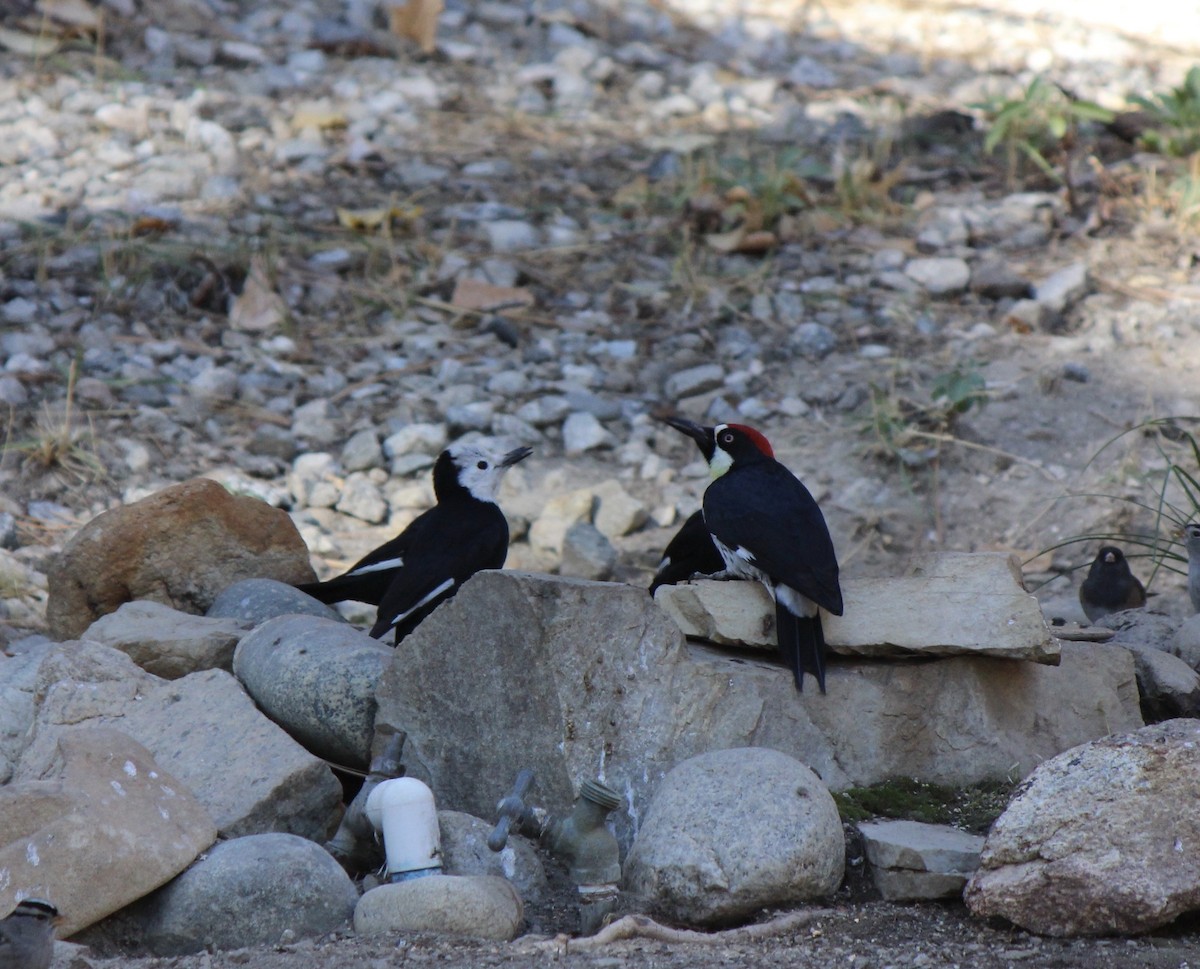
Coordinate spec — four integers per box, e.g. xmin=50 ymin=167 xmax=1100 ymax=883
xmin=354 ymin=875 xmax=523 ymax=941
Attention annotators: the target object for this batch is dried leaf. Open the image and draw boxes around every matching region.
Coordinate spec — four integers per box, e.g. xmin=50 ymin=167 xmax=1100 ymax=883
xmin=450 ymin=278 xmax=535 ymax=313
xmin=293 ymin=99 xmax=348 ymax=132
xmin=704 ymin=227 xmax=777 ymax=254
xmin=129 ymin=216 xmax=175 ymax=237
xmin=36 ymin=0 xmax=101 ymax=29
xmin=387 ymin=0 xmax=443 ymax=53
xmin=336 ymin=205 xmax=423 ymax=233
xmin=228 ymin=258 xmax=286 ymax=333
xmin=0 ymin=26 xmax=62 ymax=54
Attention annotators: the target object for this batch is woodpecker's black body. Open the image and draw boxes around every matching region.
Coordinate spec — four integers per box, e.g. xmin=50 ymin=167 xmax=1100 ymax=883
xmin=297 ymin=442 xmax=531 ymax=643
xmin=650 ymin=509 xmax=727 ymax=593
xmin=1078 ymin=545 xmax=1146 ymax=623
xmin=668 ymin=418 xmax=842 ymax=692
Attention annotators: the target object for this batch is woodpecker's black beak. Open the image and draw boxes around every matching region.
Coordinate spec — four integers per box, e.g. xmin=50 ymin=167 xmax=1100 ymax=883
xmin=500 ymin=446 xmax=533 ymax=468
xmin=661 ymin=415 xmax=716 ymax=462
xmin=661 ymin=415 xmax=711 ymax=447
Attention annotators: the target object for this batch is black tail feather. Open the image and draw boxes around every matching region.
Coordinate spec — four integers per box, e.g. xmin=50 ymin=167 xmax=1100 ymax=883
xmin=295 ymin=572 xmax=393 ymax=607
xmin=776 ymin=603 xmax=827 ymax=694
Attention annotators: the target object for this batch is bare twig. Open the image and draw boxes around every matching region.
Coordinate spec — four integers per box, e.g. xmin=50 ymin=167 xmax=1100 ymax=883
xmin=515 ymin=909 xmax=831 ymax=954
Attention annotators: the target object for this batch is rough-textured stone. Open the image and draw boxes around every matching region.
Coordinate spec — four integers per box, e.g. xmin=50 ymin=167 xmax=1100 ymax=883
xmin=438 ymin=811 xmax=548 ymax=902
xmin=1171 ymin=614 xmax=1200 ymax=670
xmin=17 ymin=642 xmax=341 ymax=840
xmin=375 ymin=571 xmax=1141 ymax=852
xmin=965 ymin=719 xmax=1200 ymax=936
xmin=0 ymin=643 xmax=51 ymax=784
xmin=560 ymin=521 xmax=617 ymax=580
xmin=46 ymin=479 xmax=316 ymax=639
xmin=206 ymin=577 xmax=347 ymax=626
xmin=234 ymin=615 xmax=393 ymax=769
xmin=654 ymin=553 xmax=1059 ymax=663
xmin=81 ymin=600 xmax=247 ymax=678
xmin=858 ymin=820 xmax=984 ymax=901
xmin=1099 ymin=609 xmax=1182 ymax=655
xmin=88 ymin=833 xmax=358 ymax=955
xmin=1118 ymin=641 xmax=1200 ymax=721
xmin=0 ymin=728 xmax=217 ymax=936
xmin=624 ymin=748 xmax=843 ymax=926
xmin=354 ymin=875 xmax=523 ymax=941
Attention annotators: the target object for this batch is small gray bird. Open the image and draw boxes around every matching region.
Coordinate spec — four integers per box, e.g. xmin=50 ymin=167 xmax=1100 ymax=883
xmin=1078 ymin=546 xmax=1146 ymax=623
xmin=0 ymin=899 xmax=59 ymax=969
xmin=1184 ymin=523 xmax=1200 ymax=613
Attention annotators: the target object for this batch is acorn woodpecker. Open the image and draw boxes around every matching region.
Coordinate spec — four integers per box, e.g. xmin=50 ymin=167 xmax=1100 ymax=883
xmin=297 ymin=441 xmax=532 ymax=643
xmin=669 ymin=418 xmax=842 ymax=693
xmin=1078 ymin=545 xmax=1146 ymax=622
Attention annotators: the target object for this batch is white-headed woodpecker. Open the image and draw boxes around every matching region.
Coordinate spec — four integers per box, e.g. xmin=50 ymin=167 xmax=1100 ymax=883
xmin=298 ymin=440 xmax=532 ymax=643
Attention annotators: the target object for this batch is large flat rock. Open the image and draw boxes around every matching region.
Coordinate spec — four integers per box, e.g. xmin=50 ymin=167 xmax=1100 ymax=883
xmin=374 ymin=571 xmax=1142 ymax=851
xmin=655 ymin=552 xmax=1059 ymax=663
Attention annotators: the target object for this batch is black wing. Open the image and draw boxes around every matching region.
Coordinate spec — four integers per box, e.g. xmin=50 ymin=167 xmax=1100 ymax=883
xmin=650 ymin=510 xmax=726 ymax=593
xmin=703 ymin=461 xmax=842 ymax=615
xmin=295 ymin=508 xmax=432 ymax=606
xmin=370 ymin=498 xmax=511 ymax=642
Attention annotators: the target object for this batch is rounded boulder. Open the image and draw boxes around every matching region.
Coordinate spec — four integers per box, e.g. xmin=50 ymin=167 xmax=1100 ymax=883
xmin=234 ymin=615 xmax=393 ymax=769
xmin=623 ymin=747 xmax=844 ymax=926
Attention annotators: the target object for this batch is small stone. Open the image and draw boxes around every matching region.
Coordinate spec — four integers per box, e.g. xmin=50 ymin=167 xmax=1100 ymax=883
xmin=484 ymin=221 xmax=540 ymax=253
xmin=383 ymin=424 xmax=448 ymax=457
xmin=561 ymin=522 xmax=617 ymax=580
xmin=354 ymin=875 xmax=523 ymax=942
xmin=1034 ymin=262 xmax=1089 ymax=313
xmin=790 ymin=322 xmax=838 ymax=359
xmin=905 ymin=257 xmax=971 ymax=296
xmin=970 ymin=260 xmax=1033 ymax=300
xmin=562 ymin=412 xmax=610 ymax=456
xmin=664 ymin=364 xmax=724 ymax=399
xmin=335 ymin=473 xmax=387 ymax=525
xmin=341 ymin=430 xmax=383 ymax=473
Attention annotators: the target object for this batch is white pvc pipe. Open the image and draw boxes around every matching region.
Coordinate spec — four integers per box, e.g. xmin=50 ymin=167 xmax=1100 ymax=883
xmin=364 ymin=778 xmax=442 ymax=881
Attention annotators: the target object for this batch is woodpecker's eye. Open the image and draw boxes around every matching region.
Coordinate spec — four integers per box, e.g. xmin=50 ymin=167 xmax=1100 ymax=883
xmin=720 ymin=432 xmax=734 ymax=445
xmin=477 ymin=460 xmax=489 ymax=470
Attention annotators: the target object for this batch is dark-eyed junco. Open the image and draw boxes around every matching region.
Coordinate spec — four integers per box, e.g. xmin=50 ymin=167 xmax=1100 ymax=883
xmin=1078 ymin=546 xmax=1146 ymax=622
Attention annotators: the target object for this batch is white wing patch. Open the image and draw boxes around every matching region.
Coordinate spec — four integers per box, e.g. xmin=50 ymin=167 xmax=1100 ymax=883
xmin=349 ymin=556 xmax=403 ymax=576
xmin=390 ymin=577 xmax=455 ymax=627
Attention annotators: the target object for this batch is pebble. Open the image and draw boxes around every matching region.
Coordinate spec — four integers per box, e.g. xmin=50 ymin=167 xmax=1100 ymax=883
xmin=904 ymin=257 xmax=971 ymax=296
xmin=562 ymin=412 xmax=610 ymax=456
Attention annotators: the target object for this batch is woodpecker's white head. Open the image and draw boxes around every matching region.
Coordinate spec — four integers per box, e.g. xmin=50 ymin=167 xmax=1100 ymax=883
xmin=437 ymin=441 xmax=533 ymax=503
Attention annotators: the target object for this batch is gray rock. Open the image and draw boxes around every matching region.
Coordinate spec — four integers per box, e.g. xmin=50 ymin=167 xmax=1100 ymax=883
xmin=234 ymin=615 xmax=394 ymax=769
xmin=354 ymin=875 xmax=523 ymax=941
xmin=207 ymin=578 xmax=347 ymax=626
xmin=1 ymin=727 xmax=217 ymax=937
xmin=1034 ymin=261 xmax=1089 ymax=314
xmin=81 ymin=600 xmax=247 ymax=678
xmin=664 ymin=364 xmax=725 ymax=399
xmin=17 ymin=642 xmax=341 ymax=840
xmin=341 ymin=429 xmax=383 ymax=472
xmin=858 ymin=820 xmax=984 ymax=901
xmin=335 ymin=472 xmax=388 ymax=524
xmin=373 ymin=572 xmax=1141 ymax=853
xmin=383 ymin=423 xmax=448 ymax=457
xmin=561 ymin=522 xmax=617 ymax=580
xmin=1172 ymin=614 xmax=1200 ymax=670
xmin=102 ymin=833 xmax=358 ymax=955
xmin=970 ymin=260 xmax=1032 ymax=300
xmin=439 ymin=810 xmax=548 ymax=902
xmin=484 ymin=220 xmax=540 ymax=253
xmin=1098 ymin=610 xmax=1182 ymax=656
xmin=592 ymin=480 xmax=648 ymax=538
xmin=562 ymin=411 xmax=610 ymax=455
xmin=790 ymin=322 xmax=837 ymax=358
xmin=1118 ymin=641 xmax=1200 ymax=721
xmin=904 ymin=257 xmax=971 ymax=296
xmin=966 ymin=719 xmax=1200 ymax=936
xmin=0 ymin=644 xmax=50 ymax=783
xmin=624 ymin=748 xmax=843 ymax=926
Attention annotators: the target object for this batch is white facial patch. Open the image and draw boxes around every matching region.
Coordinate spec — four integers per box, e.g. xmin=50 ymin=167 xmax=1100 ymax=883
xmin=447 ymin=443 xmax=514 ymax=503
xmin=709 ymin=424 xmax=733 ymax=480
